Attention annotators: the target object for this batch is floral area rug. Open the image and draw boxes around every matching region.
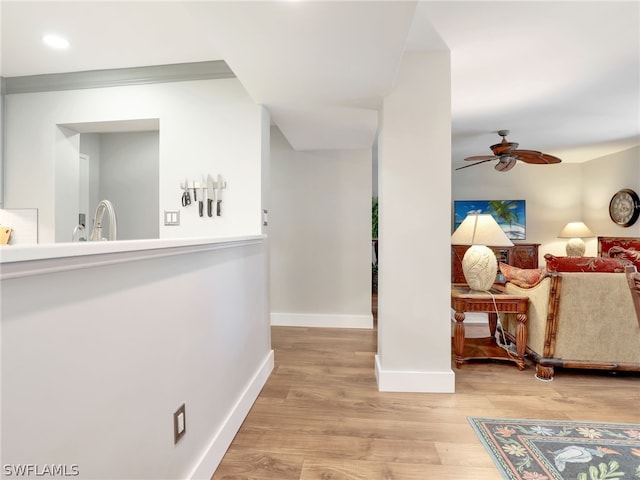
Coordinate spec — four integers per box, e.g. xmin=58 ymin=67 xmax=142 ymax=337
xmin=468 ymin=417 xmax=640 ymax=479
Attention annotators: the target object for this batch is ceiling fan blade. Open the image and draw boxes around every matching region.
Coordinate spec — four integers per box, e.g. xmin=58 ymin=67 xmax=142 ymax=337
xmin=456 ymin=158 xmax=496 ymax=170
xmin=495 ymin=157 xmax=517 ymax=172
xmin=464 ymin=155 xmax=498 ymax=162
xmin=513 ymin=149 xmax=562 ymax=164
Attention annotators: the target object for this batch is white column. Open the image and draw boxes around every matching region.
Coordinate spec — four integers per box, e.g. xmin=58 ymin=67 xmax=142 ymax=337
xmin=376 ymin=52 xmax=454 ymax=392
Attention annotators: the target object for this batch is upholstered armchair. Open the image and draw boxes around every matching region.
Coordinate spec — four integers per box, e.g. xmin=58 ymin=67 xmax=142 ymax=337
xmin=626 ymin=265 xmax=640 ymax=327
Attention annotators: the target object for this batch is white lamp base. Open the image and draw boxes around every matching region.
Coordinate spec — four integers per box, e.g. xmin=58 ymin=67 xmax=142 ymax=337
xmin=565 ymin=237 xmax=585 ymax=256
xmin=462 ymin=245 xmax=497 ymax=291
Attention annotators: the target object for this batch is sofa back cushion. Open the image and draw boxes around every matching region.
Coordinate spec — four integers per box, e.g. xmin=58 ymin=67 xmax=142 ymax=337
xmin=608 ymin=246 xmax=640 ymax=269
xmin=544 ymin=254 xmax=625 ymax=273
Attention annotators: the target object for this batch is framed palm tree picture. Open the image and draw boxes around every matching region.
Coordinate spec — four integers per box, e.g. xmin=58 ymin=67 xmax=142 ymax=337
xmin=453 ymin=200 xmax=526 ymax=240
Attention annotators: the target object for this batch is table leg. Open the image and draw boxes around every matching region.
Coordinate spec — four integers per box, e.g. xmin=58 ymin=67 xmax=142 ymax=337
xmin=515 ymin=312 xmax=527 ymax=370
xmin=488 ymin=312 xmax=497 ymax=338
xmin=453 ymin=310 xmax=466 ymax=368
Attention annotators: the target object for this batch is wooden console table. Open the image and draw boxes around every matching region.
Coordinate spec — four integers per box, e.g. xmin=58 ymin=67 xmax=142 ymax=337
xmin=451 ymin=285 xmax=529 ymax=370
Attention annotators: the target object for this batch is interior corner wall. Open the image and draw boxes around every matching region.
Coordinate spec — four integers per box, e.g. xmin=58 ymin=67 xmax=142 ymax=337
xmin=79 ymin=133 xmax=103 ymax=235
xmin=269 ymin=126 xmax=373 ymax=328
xmin=54 ymin=127 xmax=81 ymax=243
xmin=582 ymin=146 xmax=640 ymax=238
xmin=376 ymin=51 xmax=454 ymax=393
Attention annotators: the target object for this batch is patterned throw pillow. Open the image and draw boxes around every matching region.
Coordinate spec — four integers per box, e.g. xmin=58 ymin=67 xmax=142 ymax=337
xmin=544 ymin=254 xmax=625 ymax=273
xmin=608 ymin=246 xmax=640 ymax=269
xmin=499 ymin=262 xmax=545 ymax=288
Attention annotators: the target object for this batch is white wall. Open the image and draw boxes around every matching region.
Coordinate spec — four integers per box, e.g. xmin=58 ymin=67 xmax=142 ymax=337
xmin=260 ymin=109 xmax=271 ymax=236
xmin=79 ymin=133 xmax=101 ymax=224
xmin=269 ymin=127 xmax=373 ymax=328
xmin=54 ymin=126 xmax=82 ymax=243
xmin=453 ymin=146 xmax=640 ymax=260
xmin=583 ymin=146 xmax=640 ymax=239
xmin=1 ymin=238 xmax=272 ymax=480
xmin=99 ymin=131 xmax=160 ymax=240
xmin=376 ymin=52 xmax=454 ymax=392
xmin=4 ymin=79 xmax=265 ymax=243
xmin=0 ymin=87 xmax=4 ymax=209
xmin=62 ymin=131 xmax=159 ymax=242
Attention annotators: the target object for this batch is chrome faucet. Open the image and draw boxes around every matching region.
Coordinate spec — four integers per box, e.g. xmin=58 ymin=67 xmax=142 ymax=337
xmin=89 ymin=200 xmax=117 ymax=241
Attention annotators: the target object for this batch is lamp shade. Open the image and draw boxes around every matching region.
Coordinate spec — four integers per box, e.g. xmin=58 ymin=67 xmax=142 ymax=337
xmin=558 ymin=221 xmax=595 ymax=238
xmin=558 ymin=221 xmax=594 ymax=256
xmin=451 ymin=214 xmax=514 ymax=247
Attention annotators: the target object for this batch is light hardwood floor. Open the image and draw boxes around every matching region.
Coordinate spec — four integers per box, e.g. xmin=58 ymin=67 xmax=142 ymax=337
xmin=212 ymin=301 xmax=640 ymax=479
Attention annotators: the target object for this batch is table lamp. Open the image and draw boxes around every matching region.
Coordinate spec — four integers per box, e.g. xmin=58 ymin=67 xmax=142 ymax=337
xmin=558 ymin=221 xmax=594 ymax=256
xmin=451 ymin=214 xmax=514 ymax=291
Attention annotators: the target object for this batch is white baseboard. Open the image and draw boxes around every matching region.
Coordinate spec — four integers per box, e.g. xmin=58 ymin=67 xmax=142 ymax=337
xmin=188 ymin=350 xmax=275 ymax=480
xmin=271 ymin=312 xmax=373 ymax=329
xmin=375 ymin=354 xmax=455 ymax=393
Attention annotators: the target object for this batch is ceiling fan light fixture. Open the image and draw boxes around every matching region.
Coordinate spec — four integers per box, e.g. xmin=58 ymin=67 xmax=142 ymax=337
xmin=458 ymin=130 xmax=562 ymax=172
xmin=491 ymin=140 xmax=519 ymax=155
xmin=495 ymin=156 xmax=517 ymax=171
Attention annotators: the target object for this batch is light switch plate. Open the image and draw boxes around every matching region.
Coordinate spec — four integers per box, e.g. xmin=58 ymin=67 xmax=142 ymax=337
xmin=164 ymin=210 xmax=180 ymax=226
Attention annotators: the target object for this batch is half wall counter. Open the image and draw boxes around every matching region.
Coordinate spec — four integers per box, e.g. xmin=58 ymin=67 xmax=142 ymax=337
xmin=1 ymin=235 xmax=273 ymax=480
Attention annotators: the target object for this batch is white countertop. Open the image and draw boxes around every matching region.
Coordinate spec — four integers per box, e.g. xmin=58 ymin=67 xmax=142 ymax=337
xmin=0 ymin=235 xmax=266 ymax=279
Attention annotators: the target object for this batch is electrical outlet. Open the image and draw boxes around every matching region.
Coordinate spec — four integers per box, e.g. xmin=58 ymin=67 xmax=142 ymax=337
xmin=173 ymin=403 xmax=186 ymax=444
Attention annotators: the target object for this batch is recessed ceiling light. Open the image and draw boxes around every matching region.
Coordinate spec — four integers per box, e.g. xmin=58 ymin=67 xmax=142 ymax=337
xmin=42 ymin=34 xmax=70 ymax=49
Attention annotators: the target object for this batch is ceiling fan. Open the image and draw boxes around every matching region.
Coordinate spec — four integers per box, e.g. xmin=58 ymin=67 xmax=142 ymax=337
xmin=457 ymin=130 xmax=562 ymax=172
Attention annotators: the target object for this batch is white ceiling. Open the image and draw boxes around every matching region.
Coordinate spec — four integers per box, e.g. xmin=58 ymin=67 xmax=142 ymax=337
xmin=1 ymin=1 xmax=638 ymax=170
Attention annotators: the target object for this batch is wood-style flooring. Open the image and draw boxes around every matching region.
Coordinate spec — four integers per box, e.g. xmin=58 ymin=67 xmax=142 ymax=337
xmin=212 ymin=297 xmax=640 ymax=479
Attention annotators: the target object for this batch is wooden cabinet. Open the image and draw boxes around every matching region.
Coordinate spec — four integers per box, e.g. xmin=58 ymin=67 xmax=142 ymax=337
xmin=451 ymin=243 xmax=540 ymax=284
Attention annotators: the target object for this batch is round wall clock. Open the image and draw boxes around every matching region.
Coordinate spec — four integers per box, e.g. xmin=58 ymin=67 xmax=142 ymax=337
xmin=609 ymin=188 xmax=640 ymax=227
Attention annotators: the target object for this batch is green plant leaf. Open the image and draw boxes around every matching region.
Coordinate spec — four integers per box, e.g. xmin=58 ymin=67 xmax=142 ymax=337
xmin=582 ymin=461 xmax=626 ymax=480
xmin=371 ymin=197 xmax=378 ymax=239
